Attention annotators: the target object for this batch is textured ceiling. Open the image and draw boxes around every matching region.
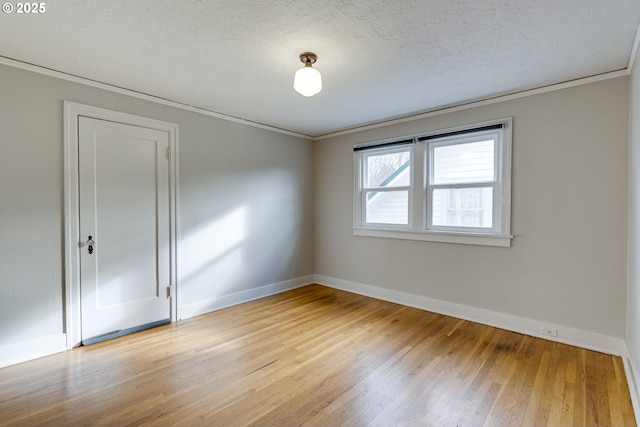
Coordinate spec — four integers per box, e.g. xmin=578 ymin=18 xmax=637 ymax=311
xmin=1 ymin=0 xmax=640 ymax=137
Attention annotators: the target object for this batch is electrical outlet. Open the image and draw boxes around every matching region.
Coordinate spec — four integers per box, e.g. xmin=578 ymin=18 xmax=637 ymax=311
xmin=540 ymin=325 xmax=558 ymax=337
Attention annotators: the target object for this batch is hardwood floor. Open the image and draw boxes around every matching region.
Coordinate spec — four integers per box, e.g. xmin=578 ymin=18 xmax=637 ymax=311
xmin=0 ymin=285 xmax=636 ymax=426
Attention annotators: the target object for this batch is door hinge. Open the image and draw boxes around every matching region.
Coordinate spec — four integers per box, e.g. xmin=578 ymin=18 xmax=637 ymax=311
xmin=166 ymin=147 xmax=171 ymax=161
xmin=166 ymin=285 xmax=171 ymax=298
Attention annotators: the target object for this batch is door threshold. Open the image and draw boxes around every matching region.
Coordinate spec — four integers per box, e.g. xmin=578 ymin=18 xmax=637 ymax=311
xmin=82 ymin=318 xmax=171 ymax=346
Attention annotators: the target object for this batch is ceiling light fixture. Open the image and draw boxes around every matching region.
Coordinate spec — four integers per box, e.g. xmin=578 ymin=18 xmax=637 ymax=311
xmin=294 ymin=52 xmax=322 ymax=97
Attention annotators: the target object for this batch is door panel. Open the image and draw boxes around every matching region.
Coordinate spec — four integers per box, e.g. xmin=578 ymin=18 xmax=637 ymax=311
xmin=79 ymin=117 xmax=170 ymax=341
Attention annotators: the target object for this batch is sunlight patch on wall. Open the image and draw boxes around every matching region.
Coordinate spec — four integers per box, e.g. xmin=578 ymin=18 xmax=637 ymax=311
xmin=180 ymin=206 xmax=248 ymax=303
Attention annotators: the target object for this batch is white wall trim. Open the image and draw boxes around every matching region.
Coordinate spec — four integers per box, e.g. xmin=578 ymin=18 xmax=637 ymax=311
xmin=314 ymin=275 xmax=626 ymax=356
xmin=314 ymin=69 xmax=629 ymax=140
xmin=179 ymin=276 xmax=315 ymax=320
xmin=623 ymin=343 xmax=640 ymax=425
xmin=0 ymin=56 xmax=312 ymax=140
xmin=353 ymin=227 xmax=513 ymax=247
xmin=0 ymin=334 xmax=67 ymax=368
xmin=63 ymin=101 xmax=179 ymax=348
xmin=629 ymin=23 xmax=640 ymax=71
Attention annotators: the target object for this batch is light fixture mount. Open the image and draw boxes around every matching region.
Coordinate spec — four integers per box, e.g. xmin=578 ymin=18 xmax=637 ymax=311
xmin=294 ymin=51 xmax=322 ymax=97
xmin=299 ymin=52 xmax=317 ymax=65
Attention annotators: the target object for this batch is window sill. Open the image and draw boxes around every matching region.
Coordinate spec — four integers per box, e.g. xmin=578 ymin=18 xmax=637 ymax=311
xmin=352 ymin=227 xmax=513 ymax=247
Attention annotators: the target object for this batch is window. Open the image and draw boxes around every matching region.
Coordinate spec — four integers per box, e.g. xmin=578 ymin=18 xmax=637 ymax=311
xmin=426 ymin=127 xmax=502 ymax=234
xmin=361 ymin=146 xmax=411 ymax=226
xmin=354 ymin=119 xmax=512 ymax=247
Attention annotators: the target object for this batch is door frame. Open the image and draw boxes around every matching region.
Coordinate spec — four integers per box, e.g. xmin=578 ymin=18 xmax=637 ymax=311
xmin=63 ymin=101 xmax=179 ymax=348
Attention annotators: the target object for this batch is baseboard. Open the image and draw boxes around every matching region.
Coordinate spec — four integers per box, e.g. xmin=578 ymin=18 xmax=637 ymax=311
xmin=314 ymin=275 xmax=625 ymax=356
xmin=623 ymin=343 xmax=640 ymax=424
xmin=0 ymin=333 xmax=67 ymax=368
xmin=179 ymin=275 xmax=315 ymax=320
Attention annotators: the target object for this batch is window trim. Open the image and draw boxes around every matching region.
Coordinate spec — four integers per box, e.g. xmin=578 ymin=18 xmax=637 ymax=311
xmin=352 ymin=227 xmax=512 ymax=247
xmin=353 ymin=118 xmax=513 ymax=247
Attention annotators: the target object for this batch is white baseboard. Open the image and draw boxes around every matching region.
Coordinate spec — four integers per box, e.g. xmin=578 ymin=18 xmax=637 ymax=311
xmin=623 ymin=343 xmax=640 ymax=425
xmin=0 ymin=333 xmax=67 ymax=368
xmin=179 ymin=275 xmax=315 ymax=320
xmin=314 ymin=275 xmax=625 ymax=356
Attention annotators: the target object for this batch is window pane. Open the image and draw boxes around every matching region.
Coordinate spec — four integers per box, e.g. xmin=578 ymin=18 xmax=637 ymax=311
xmin=432 ymin=187 xmax=493 ymax=228
xmin=366 ymin=150 xmax=410 ymax=188
xmin=433 ymin=140 xmax=494 ymax=184
xmin=366 ymin=190 xmax=408 ymax=224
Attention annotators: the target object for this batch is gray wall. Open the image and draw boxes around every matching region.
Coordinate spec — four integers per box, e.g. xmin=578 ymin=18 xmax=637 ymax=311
xmin=315 ymin=77 xmax=629 ymax=338
xmin=0 ymin=64 xmax=314 ymax=348
xmin=628 ymin=47 xmax=640 ymax=393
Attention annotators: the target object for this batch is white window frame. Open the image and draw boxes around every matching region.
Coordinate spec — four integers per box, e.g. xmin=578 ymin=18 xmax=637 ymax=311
xmin=425 ymin=128 xmax=504 ymax=234
xmin=355 ymin=144 xmax=414 ymax=229
xmin=353 ymin=118 xmax=512 ymax=247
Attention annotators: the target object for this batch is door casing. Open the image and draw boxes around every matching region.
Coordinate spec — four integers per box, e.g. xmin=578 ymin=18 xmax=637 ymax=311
xmin=64 ymin=101 xmax=179 ymax=348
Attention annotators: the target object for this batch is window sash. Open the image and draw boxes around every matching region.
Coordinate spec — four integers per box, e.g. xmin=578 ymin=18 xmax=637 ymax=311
xmin=358 ymin=146 xmax=413 ymax=228
xmin=425 ymin=128 xmax=502 ymax=234
xmin=427 ymin=133 xmax=499 ymax=184
xmin=362 ymin=188 xmax=411 ymax=227
xmin=362 ymin=185 xmax=411 ymax=192
xmin=362 ymin=146 xmax=412 ymax=189
xmin=426 ymin=183 xmax=499 ymax=233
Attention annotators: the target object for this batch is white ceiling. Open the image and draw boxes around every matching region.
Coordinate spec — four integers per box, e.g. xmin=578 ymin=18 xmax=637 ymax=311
xmin=1 ymin=1 xmax=640 ymax=138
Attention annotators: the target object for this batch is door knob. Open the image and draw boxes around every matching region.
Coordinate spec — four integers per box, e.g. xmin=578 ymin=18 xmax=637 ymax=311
xmin=79 ymin=235 xmax=95 ymax=254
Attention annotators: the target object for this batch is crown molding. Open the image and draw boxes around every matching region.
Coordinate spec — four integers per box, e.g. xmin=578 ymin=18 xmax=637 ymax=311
xmin=314 ymin=68 xmax=630 ymax=140
xmin=0 ymin=56 xmax=314 ymax=140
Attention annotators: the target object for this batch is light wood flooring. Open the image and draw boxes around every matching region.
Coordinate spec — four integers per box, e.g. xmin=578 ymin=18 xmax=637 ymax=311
xmin=0 ymin=285 xmax=636 ymax=426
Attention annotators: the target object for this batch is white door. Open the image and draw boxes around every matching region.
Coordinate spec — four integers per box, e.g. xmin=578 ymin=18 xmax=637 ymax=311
xmin=79 ymin=116 xmax=171 ymax=344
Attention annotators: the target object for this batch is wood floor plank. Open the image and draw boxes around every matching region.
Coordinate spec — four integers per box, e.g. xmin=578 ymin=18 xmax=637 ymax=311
xmin=573 ymin=348 xmax=588 ymax=427
xmin=0 ymin=285 xmax=636 ymax=426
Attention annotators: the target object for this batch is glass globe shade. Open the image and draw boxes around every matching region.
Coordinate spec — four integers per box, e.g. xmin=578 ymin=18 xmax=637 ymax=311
xmin=294 ymin=66 xmax=322 ymax=97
